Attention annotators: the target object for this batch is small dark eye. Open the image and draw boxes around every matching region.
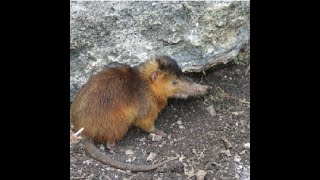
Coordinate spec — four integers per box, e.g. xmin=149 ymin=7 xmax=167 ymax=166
xmin=172 ymin=81 xmax=178 ymax=85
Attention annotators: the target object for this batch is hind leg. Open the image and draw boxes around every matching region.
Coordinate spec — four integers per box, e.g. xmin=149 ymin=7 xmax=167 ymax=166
xmin=95 ymin=118 xmax=131 ymax=145
xmin=106 ymin=142 xmax=117 ymax=150
xmin=152 ymin=129 xmax=167 ymax=137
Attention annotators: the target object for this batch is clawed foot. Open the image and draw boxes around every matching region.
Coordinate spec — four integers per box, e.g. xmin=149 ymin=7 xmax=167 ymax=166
xmin=106 ymin=142 xmax=117 ymax=150
xmin=70 ymin=134 xmax=82 ymax=144
xmin=152 ymin=129 xmax=167 ymax=138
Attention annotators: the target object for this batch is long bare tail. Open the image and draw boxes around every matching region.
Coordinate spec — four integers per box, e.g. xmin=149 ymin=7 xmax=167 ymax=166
xmin=82 ymin=139 xmax=178 ymax=172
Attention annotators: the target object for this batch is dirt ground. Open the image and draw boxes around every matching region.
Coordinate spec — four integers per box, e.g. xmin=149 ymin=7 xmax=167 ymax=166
xmin=70 ymin=54 xmax=250 ymax=180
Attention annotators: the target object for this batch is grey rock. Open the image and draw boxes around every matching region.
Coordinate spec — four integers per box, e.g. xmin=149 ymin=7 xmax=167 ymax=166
xmin=222 ymin=136 xmax=233 ymax=149
xmin=70 ymin=1 xmax=250 ymax=101
xmin=196 ymin=170 xmax=207 ymax=180
xmin=149 ymin=133 xmax=162 ymax=142
xmin=146 ymin=152 xmax=157 ymax=162
xmin=125 ymin=149 xmax=134 ymax=155
xmin=206 ymin=105 xmax=217 ymax=117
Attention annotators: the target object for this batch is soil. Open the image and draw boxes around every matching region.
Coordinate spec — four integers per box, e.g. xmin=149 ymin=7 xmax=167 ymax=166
xmin=70 ymin=56 xmax=250 ymax=180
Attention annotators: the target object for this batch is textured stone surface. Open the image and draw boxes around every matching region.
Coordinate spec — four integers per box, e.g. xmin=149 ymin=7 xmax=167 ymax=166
xmin=70 ymin=1 xmax=250 ymax=101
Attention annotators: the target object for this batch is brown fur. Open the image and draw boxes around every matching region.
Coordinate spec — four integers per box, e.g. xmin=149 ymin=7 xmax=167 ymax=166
xmin=72 ymin=65 xmax=145 ymax=143
xmin=71 ymin=56 xmax=210 ymax=171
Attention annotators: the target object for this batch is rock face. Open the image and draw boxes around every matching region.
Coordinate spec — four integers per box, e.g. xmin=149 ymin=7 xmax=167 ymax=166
xmin=70 ymin=1 xmax=250 ymax=101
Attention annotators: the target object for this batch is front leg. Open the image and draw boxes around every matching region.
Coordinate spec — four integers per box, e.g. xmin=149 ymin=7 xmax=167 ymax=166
xmin=133 ymin=112 xmax=167 ymax=138
xmin=152 ymin=129 xmax=168 ymax=138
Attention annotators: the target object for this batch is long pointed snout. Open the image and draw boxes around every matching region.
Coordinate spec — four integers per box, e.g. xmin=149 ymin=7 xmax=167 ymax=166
xmin=173 ymin=78 xmax=212 ymax=99
xmin=195 ymin=84 xmax=212 ymax=93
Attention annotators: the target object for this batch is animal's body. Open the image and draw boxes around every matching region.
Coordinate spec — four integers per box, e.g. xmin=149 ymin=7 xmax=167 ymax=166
xmin=71 ymin=56 xmax=211 ymax=171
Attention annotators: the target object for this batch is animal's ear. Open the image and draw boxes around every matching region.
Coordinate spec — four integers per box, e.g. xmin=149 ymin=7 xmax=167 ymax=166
xmin=156 ymin=58 xmax=166 ymax=70
xmin=151 ymin=70 xmax=161 ymax=81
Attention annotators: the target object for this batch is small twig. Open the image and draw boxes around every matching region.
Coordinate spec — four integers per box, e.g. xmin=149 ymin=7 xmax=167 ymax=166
xmin=74 ymin=127 xmax=84 ymax=136
xmin=200 ymin=70 xmax=206 ymax=83
xmin=217 ymin=87 xmax=250 ymax=105
xmin=245 ymin=64 xmax=250 ymax=76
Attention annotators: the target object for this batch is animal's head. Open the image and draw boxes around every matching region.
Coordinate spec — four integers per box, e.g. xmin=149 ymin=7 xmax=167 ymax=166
xmin=141 ymin=56 xmax=211 ymax=99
